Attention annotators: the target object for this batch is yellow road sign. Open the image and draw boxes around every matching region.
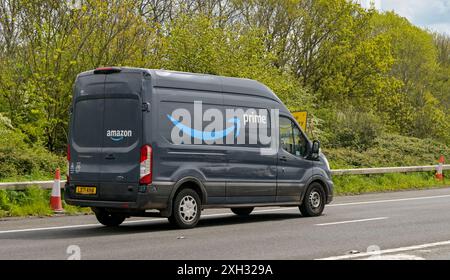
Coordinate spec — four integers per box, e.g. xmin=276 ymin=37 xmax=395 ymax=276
xmin=292 ymin=111 xmax=308 ymax=131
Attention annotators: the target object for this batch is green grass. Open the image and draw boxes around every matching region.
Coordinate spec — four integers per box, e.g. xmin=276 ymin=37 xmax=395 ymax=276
xmin=0 ymin=174 xmax=55 ymax=183
xmin=333 ymin=171 xmax=449 ymax=195
xmin=0 ymin=186 xmax=90 ymax=218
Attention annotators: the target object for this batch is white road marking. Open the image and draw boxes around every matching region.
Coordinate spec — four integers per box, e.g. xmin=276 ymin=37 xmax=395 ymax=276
xmin=328 ymin=194 xmax=450 ymax=207
xmin=318 ymin=240 xmax=450 ymax=260
xmin=315 ymin=217 xmax=388 ymax=226
xmin=1 ymin=193 xmax=450 ymax=234
xmin=362 ymin=254 xmax=425 ymax=260
xmin=0 ymin=223 xmax=113 ymax=234
xmin=0 ymin=209 xmax=292 ymax=234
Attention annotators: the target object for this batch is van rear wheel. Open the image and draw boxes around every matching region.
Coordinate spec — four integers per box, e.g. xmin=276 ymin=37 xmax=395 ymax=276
xmin=93 ymin=209 xmax=126 ymax=227
xmin=168 ymin=188 xmax=201 ymax=229
xmin=299 ymin=182 xmax=325 ymax=217
xmin=231 ymin=207 xmax=254 ymax=216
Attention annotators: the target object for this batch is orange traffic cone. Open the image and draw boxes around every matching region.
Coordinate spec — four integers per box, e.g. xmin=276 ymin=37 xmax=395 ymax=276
xmin=50 ymin=168 xmax=64 ymax=213
xmin=436 ymin=155 xmax=445 ymax=181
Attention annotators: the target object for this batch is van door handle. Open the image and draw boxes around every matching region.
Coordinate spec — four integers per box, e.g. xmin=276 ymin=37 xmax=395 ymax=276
xmin=280 ymin=156 xmax=288 ymax=162
xmin=105 ymin=154 xmax=115 ymax=160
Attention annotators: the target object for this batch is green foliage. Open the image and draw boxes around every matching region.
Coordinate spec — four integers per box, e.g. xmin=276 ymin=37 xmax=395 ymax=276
xmin=333 ymin=171 xmax=449 ymax=195
xmin=0 ymin=187 xmax=51 ymax=217
xmin=0 ymin=114 xmax=64 ymax=180
xmin=321 ymin=107 xmax=383 ymax=150
xmin=0 ymin=0 xmax=449 ymax=186
xmin=159 ymin=14 xmax=316 ymax=111
xmin=324 ymin=134 xmax=450 ymax=169
xmin=0 ymin=187 xmax=90 ymax=218
xmin=0 ymin=0 xmax=158 ymax=152
xmin=371 ymin=12 xmax=450 ymax=142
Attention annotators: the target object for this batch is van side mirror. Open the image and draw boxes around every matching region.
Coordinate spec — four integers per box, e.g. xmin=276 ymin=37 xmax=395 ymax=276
xmin=311 ymin=140 xmax=320 ymax=159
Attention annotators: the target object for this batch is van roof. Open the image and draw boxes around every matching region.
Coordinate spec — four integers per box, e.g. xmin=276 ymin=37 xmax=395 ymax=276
xmin=78 ymin=67 xmax=282 ymax=104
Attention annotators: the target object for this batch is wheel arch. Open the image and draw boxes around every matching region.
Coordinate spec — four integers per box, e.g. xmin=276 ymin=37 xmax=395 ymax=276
xmin=300 ymin=175 xmax=329 ymax=203
xmin=163 ymin=177 xmax=207 ymax=217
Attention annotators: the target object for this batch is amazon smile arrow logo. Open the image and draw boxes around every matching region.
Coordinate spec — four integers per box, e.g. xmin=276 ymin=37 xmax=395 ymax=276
xmin=167 ymin=101 xmax=279 ymax=155
xmin=167 ymin=115 xmax=240 ymax=142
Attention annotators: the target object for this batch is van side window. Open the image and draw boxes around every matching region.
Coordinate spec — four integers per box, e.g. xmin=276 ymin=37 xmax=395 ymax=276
xmin=279 ymin=117 xmax=294 ymax=154
xmin=292 ymin=123 xmax=307 ymax=157
xmin=279 ymin=116 xmax=307 ymax=157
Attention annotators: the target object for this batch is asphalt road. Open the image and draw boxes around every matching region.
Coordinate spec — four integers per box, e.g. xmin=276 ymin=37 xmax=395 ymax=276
xmin=2 ymin=187 xmax=450 ymax=260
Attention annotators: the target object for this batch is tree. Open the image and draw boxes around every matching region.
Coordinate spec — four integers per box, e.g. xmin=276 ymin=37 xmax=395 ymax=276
xmin=1 ymin=0 xmax=449 ymax=154
xmin=372 ymin=12 xmax=449 ymax=142
xmin=0 ymin=0 xmax=157 ymax=151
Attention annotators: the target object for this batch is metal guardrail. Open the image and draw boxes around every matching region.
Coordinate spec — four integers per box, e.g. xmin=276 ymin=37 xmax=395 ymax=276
xmin=0 ymin=180 xmax=67 ymax=191
xmin=0 ymin=164 xmax=448 ymax=190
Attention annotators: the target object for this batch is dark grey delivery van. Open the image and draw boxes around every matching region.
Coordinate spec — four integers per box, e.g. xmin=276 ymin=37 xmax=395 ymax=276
xmin=65 ymin=67 xmax=333 ymax=228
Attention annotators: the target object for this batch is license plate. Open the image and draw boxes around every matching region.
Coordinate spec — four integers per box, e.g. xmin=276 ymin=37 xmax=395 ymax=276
xmin=75 ymin=186 xmax=97 ymax=195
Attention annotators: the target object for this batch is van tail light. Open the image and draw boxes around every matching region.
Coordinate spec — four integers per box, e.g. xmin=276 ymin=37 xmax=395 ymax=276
xmin=67 ymin=144 xmax=71 ymax=183
xmin=140 ymin=145 xmax=152 ymax=185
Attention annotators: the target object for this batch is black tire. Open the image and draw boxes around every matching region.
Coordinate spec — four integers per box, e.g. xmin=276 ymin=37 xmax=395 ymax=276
xmin=168 ymin=188 xmax=201 ymax=229
xmin=299 ymin=182 xmax=326 ymax=217
xmin=231 ymin=207 xmax=254 ymax=216
xmin=94 ymin=209 xmax=126 ymax=227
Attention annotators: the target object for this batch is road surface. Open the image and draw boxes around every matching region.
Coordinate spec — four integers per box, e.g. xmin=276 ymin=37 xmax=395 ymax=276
xmin=2 ymin=187 xmax=450 ymax=260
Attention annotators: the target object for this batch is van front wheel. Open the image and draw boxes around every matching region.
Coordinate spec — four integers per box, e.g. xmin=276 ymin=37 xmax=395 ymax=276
xmin=94 ymin=209 xmax=126 ymax=227
xmin=299 ymin=182 xmax=325 ymax=217
xmin=231 ymin=207 xmax=254 ymax=216
xmin=168 ymin=189 xmax=201 ymax=229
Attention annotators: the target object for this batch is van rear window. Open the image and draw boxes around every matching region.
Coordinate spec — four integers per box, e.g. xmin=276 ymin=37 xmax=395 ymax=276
xmin=103 ymin=98 xmax=139 ymax=147
xmin=73 ymin=99 xmax=103 ymax=147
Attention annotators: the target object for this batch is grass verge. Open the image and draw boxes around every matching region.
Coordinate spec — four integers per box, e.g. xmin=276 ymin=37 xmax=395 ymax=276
xmin=0 ymin=186 xmax=90 ymax=218
xmin=333 ymin=171 xmax=449 ymax=195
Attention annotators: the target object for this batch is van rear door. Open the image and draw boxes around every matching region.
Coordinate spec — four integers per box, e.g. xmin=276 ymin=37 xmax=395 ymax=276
xmin=71 ymin=74 xmax=105 ymax=183
xmin=70 ymin=69 xmax=144 ymax=202
xmin=99 ymin=73 xmax=142 ymax=184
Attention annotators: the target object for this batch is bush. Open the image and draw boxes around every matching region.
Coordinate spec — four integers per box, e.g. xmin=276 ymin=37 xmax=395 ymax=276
xmin=324 ymin=133 xmax=450 ymax=168
xmin=326 ymin=107 xmax=382 ymax=150
xmin=0 ymin=114 xmax=64 ymax=181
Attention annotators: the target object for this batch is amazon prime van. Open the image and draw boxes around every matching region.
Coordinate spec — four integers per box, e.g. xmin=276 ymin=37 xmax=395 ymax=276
xmin=65 ymin=67 xmax=334 ymax=228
